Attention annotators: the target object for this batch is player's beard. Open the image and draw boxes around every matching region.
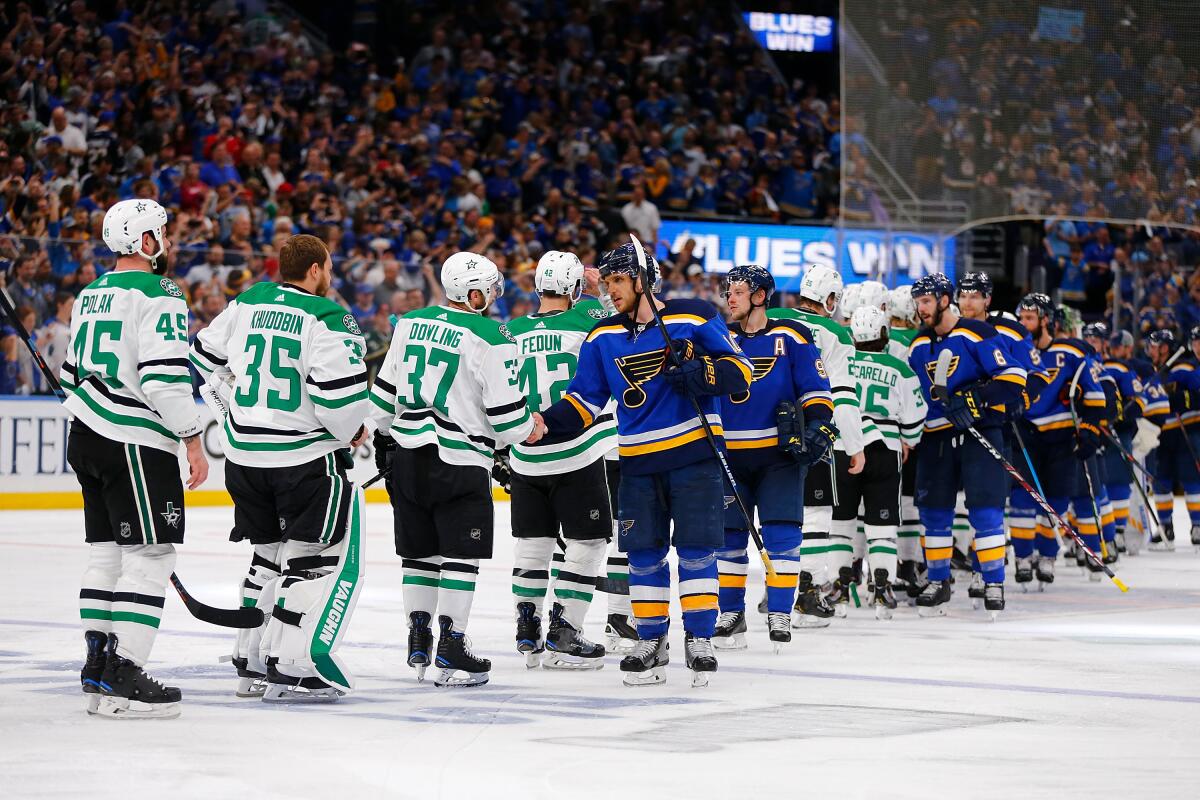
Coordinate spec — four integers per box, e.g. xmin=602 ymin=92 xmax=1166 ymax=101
xmin=151 ymin=252 xmax=169 ymax=275
xmin=315 ymin=272 xmax=331 ymax=297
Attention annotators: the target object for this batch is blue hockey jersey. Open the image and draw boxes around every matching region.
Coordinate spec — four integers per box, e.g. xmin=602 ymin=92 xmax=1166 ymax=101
xmin=1101 ymin=357 xmax=1142 ymax=432
xmin=908 ymin=317 xmax=1027 ymax=432
xmin=1023 ymin=337 xmax=1105 ymax=441
xmin=1162 ymin=354 xmax=1200 ymax=431
xmin=721 ymin=318 xmax=834 ymax=468
xmin=541 ymin=297 xmax=752 ymax=476
xmin=988 ymin=313 xmax=1050 ymax=412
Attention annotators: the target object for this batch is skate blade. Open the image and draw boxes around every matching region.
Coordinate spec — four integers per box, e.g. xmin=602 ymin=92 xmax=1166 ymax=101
xmin=832 ymin=605 xmax=847 ymax=618
xmin=874 ymin=606 xmax=893 ymax=621
xmin=84 ymin=692 xmax=101 ymax=714
xmin=605 ymin=634 xmax=638 ymax=654
xmin=770 ymin=640 xmax=789 ymax=654
xmin=261 ymin=684 xmax=342 ymax=703
xmin=621 ymin=666 xmax=667 ymax=687
xmin=690 ymin=671 xmax=710 ymax=688
xmin=236 ymin=677 xmax=268 ymax=698
xmin=89 ymin=695 xmax=180 ymax=720
xmin=791 ymin=613 xmax=832 ymax=629
xmin=712 ymin=633 xmax=748 ymax=651
xmin=433 ymin=669 xmax=489 ymax=688
xmin=917 ymin=605 xmax=947 ymax=618
xmin=524 ymin=651 xmax=543 ymax=669
xmin=988 ymin=610 xmax=1001 ymax=622
xmin=542 ymin=653 xmax=604 ymax=671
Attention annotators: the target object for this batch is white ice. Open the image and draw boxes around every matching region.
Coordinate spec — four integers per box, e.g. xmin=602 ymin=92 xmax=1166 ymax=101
xmin=2 ymin=502 xmax=1199 ymax=800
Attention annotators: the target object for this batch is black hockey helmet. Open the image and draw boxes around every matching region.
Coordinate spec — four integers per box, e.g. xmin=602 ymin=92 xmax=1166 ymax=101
xmin=910 ymin=273 xmax=954 ymax=300
xmin=956 ymin=270 xmax=993 ymax=297
xmin=598 ymin=241 xmax=659 ymax=290
xmin=724 ymin=264 xmax=775 ymax=303
xmin=1190 ymin=324 xmax=1200 ymax=343
xmin=1017 ymin=292 xmax=1054 ymax=319
xmin=1082 ymin=321 xmax=1110 ymax=340
xmin=1147 ymin=329 xmax=1177 ymax=347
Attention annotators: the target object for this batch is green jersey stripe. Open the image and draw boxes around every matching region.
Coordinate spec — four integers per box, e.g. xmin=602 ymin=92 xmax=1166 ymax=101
xmin=511 ymin=424 xmax=616 ymax=464
xmin=140 ymin=373 xmax=192 ymax=385
xmin=70 ymin=383 xmax=175 ymax=439
xmin=311 ymin=390 xmax=370 ymax=409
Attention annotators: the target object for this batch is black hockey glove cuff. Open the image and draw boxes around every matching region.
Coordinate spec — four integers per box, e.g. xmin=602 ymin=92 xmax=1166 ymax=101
xmin=492 ymin=448 xmax=513 ymax=492
xmin=373 ymin=430 xmax=396 ymax=474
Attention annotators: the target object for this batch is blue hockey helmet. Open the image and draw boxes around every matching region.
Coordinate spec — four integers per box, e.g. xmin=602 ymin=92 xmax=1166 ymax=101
xmin=598 ymin=241 xmax=659 ymax=290
xmin=1190 ymin=325 xmax=1200 ymax=343
xmin=1147 ymin=329 xmax=1176 ymax=347
xmin=910 ymin=273 xmax=954 ymax=300
xmin=724 ymin=264 xmax=775 ymax=303
xmin=956 ymin=270 xmax=993 ymax=297
xmin=1016 ymin=292 xmax=1054 ymax=319
xmin=1082 ymin=321 xmax=1110 ymax=340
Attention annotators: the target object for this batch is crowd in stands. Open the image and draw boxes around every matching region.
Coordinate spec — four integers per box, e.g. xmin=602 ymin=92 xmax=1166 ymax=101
xmin=0 ymin=0 xmax=847 ymax=394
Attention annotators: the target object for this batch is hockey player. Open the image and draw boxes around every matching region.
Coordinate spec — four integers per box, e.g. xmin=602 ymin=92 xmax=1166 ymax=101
xmin=1113 ymin=330 xmax=1170 ymax=552
xmin=1013 ymin=294 xmax=1106 ymax=583
xmin=63 ymin=198 xmax=208 ymax=718
xmin=908 ymin=274 xmax=1027 ymax=617
xmin=1148 ymin=327 xmax=1200 ymax=549
xmin=504 ymin=250 xmax=616 ymax=669
xmin=370 ymin=252 xmax=543 ymax=687
xmin=713 ymin=264 xmax=837 ymax=650
xmin=191 ymin=234 xmax=371 ymax=702
xmin=857 ymin=280 xmax=889 ymax=313
xmin=1082 ymin=322 xmax=1127 ymax=559
xmin=886 ymin=286 xmax=924 ymax=596
xmin=839 ymin=306 xmax=926 ymax=618
xmin=535 ymin=241 xmax=752 ymax=687
xmin=766 ymin=265 xmax=865 ymax=627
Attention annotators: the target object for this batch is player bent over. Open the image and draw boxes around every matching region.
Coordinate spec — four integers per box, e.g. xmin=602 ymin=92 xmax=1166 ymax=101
xmin=908 ymin=274 xmax=1027 ymax=619
xmin=504 ymin=250 xmax=616 ymax=669
xmin=64 ymin=199 xmax=209 ymax=718
xmin=536 ymin=242 xmax=752 ymax=686
xmin=370 ymin=252 xmax=542 ymax=687
xmin=715 ymin=265 xmax=836 ymax=650
xmin=836 ymin=306 xmax=926 ymax=618
xmin=192 ymin=234 xmax=371 ymax=701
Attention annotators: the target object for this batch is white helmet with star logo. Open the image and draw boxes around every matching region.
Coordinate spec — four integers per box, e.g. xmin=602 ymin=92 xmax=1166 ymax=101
xmin=534 ymin=250 xmax=585 ymax=302
xmin=441 ymin=251 xmax=504 ymax=310
xmin=102 ymin=198 xmax=169 ymax=262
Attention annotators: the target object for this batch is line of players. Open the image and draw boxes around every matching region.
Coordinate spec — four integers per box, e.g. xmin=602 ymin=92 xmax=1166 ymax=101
xmin=62 ymin=199 xmax=1197 ymax=717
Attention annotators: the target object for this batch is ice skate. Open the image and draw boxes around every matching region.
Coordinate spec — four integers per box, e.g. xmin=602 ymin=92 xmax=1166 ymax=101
xmin=604 ymin=613 xmax=638 ymax=654
xmin=1150 ymin=522 xmax=1173 ymax=551
xmin=756 ymin=592 xmax=768 ymax=615
xmin=916 ymin=579 xmax=951 ymax=617
xmin=684 ymin=633 xmax=717 ymax=688
xmin=766 ymin=613 xmax=791 ymax=652
xmin=231 ymin=657 xmax=267 ymax=698
xmin=433 ymin=616 xmax=490 ymax=688
xmin=872 ymin=569 xmax=898 ymax=620
xmin=1103 ymin=544 xmax=1119 ymax=565
xmin=968 ymin=572 xmax=985 ymax=609
xmin=543 ymin=603 xmax=605 ymax=670
xmin=712 ymin=610 xmax=748 ymax=650
xmin=1114 ymin=529 xmax=1127 ymax=553
xmin=90 ymin=634 xmax=181 ymax=719
xmin=792 ymin=572 xmax=834 ymax=628
xmin=515 ymin=601 xmax=544 ymax=668
xmin=620 ymin=635 xmax=668 ymax=686
xmin=1036 ymin=558 xmax=1055 ymax=590
xmin=1014 ymin=557 xmax=1033 ymax=592
xmin=984 ymin=582 xmax=1004 ymax=622
xmin=1191 ymin=524 xmax=1200 ymax=550
xmin=81 ymin=630 xmax=108 ymax=713
xmin=897 ymin=560 xmax=927 ymax=605
xmin=262 ymin=663 xmax=343 ymax=703
xmin=825 ymin=566 xmax=854 ymax=618
xmin=1087 ymin=561 xmax=1104 ymax=582
xmin=407 ymin=610 xmax=434 ymax=682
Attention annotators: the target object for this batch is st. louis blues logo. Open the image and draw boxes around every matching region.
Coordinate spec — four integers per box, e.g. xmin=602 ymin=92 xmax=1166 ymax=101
xmin=723 ymin=496 xmax=737 ymax=509
xmin=730 ymin=357 xmax=777 ymax=404
xmin=925 ymin=354 xmax=959 ymax=383
xmin=615 ymin=349 xmax=667 ymax=408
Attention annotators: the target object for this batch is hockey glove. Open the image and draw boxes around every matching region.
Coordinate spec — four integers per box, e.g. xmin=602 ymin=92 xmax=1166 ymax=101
xmin=373 ymin=430 xmax=396 ymax=474
xmin=664 ymin=357 xmax=720 ymax=396
xmin=335 ymin=448 xmax=355 ymax=471
xmin=776 ymin=401 xmax=805 ymax=459
xmin=668 ymin=338 xmax=696 ymax=361
xmin=1169 ymin=388 xmax=1195 ymax=414
xmin=492 ymin=448 xmax=513 ymax=492
xmin=797 ymin=418 xmax=839 ymax=467
xmin=1074 ymin=421 xmax=1102 ymax=461
xmin=945 ymin=388 xmax=984 ymax=430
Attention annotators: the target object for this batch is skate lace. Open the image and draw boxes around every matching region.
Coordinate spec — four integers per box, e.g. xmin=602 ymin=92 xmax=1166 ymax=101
xmin=984 ymin=584 xmax=1003 ymax=599
xmin=716 ymin=611 xmax=741 ymax=628
xmin=630 ymin=638 xmax=660 ymax=659
xmin=688 ymin=637 xmax=715 ymax=660
xmin=767 ymin=612 xmax=790 ymax=631
xmin=919 ymin=580 xmax=942 ymax=599
xmin=138 ymin=668 xmax=167 ymax=692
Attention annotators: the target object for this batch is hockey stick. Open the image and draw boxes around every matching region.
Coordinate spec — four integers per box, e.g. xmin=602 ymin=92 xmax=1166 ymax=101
xmin=933 ymin=352 xmax=1128 ymax=591
xmin=1098 ymin=424 xmax=1163 ymax=535
xmin=1067 ymin=362 xmax=1110 ymax=561
xmin=0 ymin=288 xmax=263 ymax=629
xmin=627 ymin=235 xmax=776 ymax=578
xmin=1119 ymin=346 xmax=1185 ymax=419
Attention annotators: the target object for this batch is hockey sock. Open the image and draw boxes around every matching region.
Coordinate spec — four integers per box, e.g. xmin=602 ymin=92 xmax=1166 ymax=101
xmin=1009 ymin=497 xmax=1037 ymax=559
xmin=1153 ymin=480 xmax=1173 ymax=526
xmin=1184 ymin=483 xmax=1200 ymax=526
xmin=79 ymin=542 xmax=121 ymax=635
xmin=676 ymin=547 xmax=718 ymax=639
xmin=864 ymin=524 xmax=897 ymax=581
xmin=1098 ymin=485 xmax=1116 ymax=544
xmin=1036 ymin=507 xmax=1063 ymax=559
xmin=968 ymin=508 xmax=1005 ymax=583
xmin=437 ymin=560 xmax=479 ymax=633
xmin=236 ymin=543 xmax=282 ymax=671
xmin=550 ymin=535 xmax=566 ymax=580
xmin=762 ymin=523 xmax=802 ymax=613
xmin=402 ymin=557 xmax=443 ymax=620
xmin=717 ymin=530 xmax=750 ymax=612
xmin=1107 ymin=484 xmax=1130 ymax=532
xmin=897 ymin=493 xmax=923 ymax=564
xmin=627 ymin=546 xmax=671 ymax=639
xmin=111 ymin=544 xmax=176 ymax=665
xmin=602 ymin=544 xmax=632 ymax=617
xmin=555 ymin=539 xmax=605 ymax=629
xmin=801 ymin=503 xmax=832 ymax=584
xmin=919 ymin=507 xmax=954 ymax=582
xmin=1071 ymin=499 xmax=1101 ymax=556
xmin=828 ymin=516 xmax=856 ymax=576
xmin=512 ymin=538 xmax=555 ymax=614
xmin=854 ymin=514 xmax=867 ymax=563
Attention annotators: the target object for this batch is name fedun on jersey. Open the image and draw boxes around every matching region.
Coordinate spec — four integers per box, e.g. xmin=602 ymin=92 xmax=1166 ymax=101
xmin=190 ymin=282 xmax=370 ymax=467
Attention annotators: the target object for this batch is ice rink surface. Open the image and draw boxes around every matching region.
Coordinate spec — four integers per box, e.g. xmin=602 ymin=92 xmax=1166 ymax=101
xmin=2 ymin=503 xmax=1199 ymax=800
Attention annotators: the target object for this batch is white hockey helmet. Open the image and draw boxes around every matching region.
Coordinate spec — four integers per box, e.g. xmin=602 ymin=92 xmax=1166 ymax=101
xmin=535 ymin=250 xmax=585 ymax=302
xmin=441 ymin=251 xmax=504 ymax=310
xmin=858 ymin=280 xmax=889 ymax=311
xmin=850 ymin=305 xmax=890 ymax=344
xmin=887 ymin=286 xmax=917 ymax=324
xmin=798 ymin=263 xmax=843 ymax=315
xmin=838 ymin=283 xmax=863 ymax=323
xmin=102 ymin=198 xmax=169 ymax=262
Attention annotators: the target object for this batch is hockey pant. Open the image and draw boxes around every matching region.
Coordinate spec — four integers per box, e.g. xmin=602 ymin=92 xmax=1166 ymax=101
xmin=234 ymin=542 xmax=283 ymax=676
xmin=1103 ymin=430 xmax=1135 ymax=535
xmin=1153 ymin=427 xmax=1200 ymax=529
xmin=79 ymin=542 xmax=176 ymax=666
xmin=830 ymin=444 xmax=900 ymax=580
xmin=264 ymin=488 xmax=365 ymax=694
xmin=512 ymin=536 xmax=606 ymax=629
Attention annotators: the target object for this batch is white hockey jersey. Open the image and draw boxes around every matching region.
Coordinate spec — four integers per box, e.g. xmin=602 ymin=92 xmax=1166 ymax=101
xmin=369 ymin=305 xmax=536 ymax=470
xmin=767 ymin=307 xmax=865 ymax=455
xmin=190 ymin=282 xmax=370 ymax=468
xmin=847 ymin=350 xmax=926 ymax=452
xmin=61 ymin=270 xmax=201 ymax=453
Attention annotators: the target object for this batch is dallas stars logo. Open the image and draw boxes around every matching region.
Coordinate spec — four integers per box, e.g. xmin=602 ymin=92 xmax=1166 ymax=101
xmin=160 ymin=502 xmax=181 ymax=528
xmin=464 ymin=258 xmax=479 ymax=270
xmin=135 ymin=201 xmax=148 ymax=213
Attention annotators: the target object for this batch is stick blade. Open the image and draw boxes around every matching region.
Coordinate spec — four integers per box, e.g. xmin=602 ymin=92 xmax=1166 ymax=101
xmin=932 ymin=349 xmax=953 ymax=403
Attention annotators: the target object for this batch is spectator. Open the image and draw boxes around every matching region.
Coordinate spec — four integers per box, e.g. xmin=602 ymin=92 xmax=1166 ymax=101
xmin=621 ymin=185 xmax=661 ymax=247
xmin=38 ymin=291 xmax=74 ymax=389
